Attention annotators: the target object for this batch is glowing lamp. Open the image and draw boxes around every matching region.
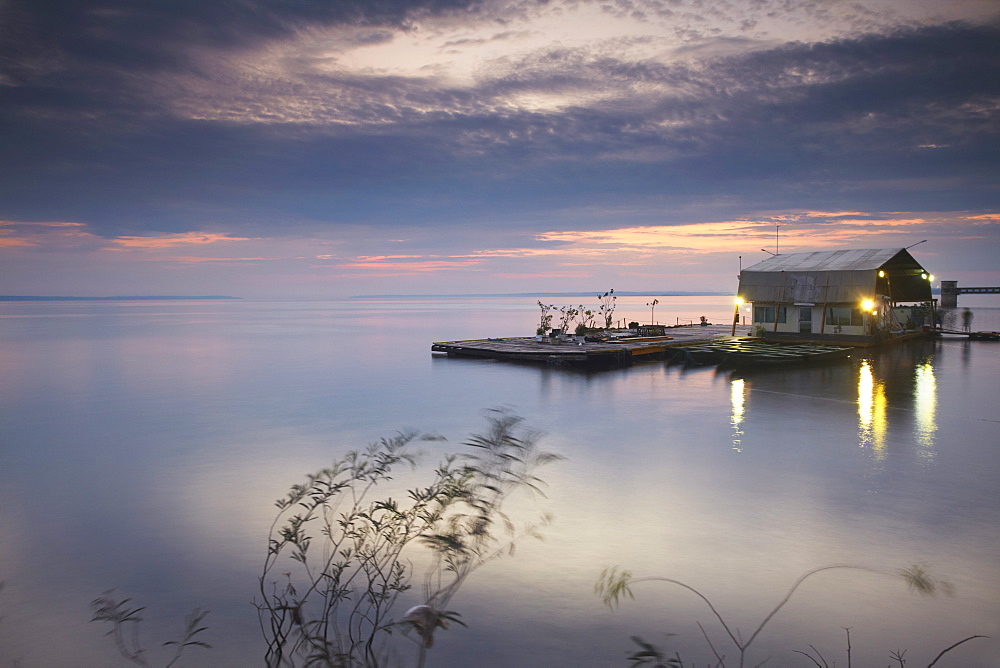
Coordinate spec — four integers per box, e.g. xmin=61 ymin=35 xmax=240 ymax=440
xmin=862 ymin=299 xmax=875 ymax=311
xmin=735 ymin=297 xmax=744 ymax=305
xmin=921 ymin=273 xmax=927 ymax=280
xmin=928 ymin=274 xmax=935 ymax=282
xmin=878 ymin=270 xmax=885 ymax=278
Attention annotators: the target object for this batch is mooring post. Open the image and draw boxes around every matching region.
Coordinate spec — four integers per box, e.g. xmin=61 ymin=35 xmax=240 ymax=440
xmin=941 ymin=280 xmax=959 ymax=308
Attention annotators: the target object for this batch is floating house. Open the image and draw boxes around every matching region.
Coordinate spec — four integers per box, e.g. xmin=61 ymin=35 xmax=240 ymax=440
xmin=735 ymin=248 xmax=935 ymax=345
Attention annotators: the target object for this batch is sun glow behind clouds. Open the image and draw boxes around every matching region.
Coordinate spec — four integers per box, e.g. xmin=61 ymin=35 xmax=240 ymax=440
xmin=537 ymin=221 xmax=760 ymax=252
xmin=534 ymin=212 xmax=966 ymax=256
xmin=301 ymin=4 xmax=664 ymax=86
xmin=327 ymin=210 xmax=946 ymax=278
xmin=163 ymin=0 xmax=1000 ymax=126
xmin=1 ymin=206 xmax=996 ymax=295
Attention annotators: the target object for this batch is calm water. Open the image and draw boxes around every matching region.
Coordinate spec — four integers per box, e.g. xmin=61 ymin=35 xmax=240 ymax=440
xmin=1 ymin=296 xmax=998 ymax=667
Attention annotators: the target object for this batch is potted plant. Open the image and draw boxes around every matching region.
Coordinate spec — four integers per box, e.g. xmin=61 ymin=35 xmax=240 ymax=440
xmin=536 ymin=301 xmax=554 ymax=340
xmin=598 ymin=289 xmax=616 ymax=330
xmin=557 ymin=305 xmax=578 ymax=342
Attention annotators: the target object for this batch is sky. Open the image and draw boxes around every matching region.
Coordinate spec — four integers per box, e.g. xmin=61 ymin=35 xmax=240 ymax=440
xmin=1 ymin=0 xmax=998 ymax=297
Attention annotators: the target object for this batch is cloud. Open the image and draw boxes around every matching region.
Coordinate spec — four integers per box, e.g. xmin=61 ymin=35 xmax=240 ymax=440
xmin=335 ymin=258 xmax=485 ymax=274
xmin=160 ymin=256 xmax=273 ymax=263
xmin=0 ymin=0 xmax=485 ymax=78
xmin=0 ymin=221 xmax=255 ymax=255
xmin=109 ymin=232 xmax=253 ymax=249
xmin=0 ymin=238 xmax=35 ymax=248
xmin=0 ymin=219 xmax=103 ymax=250
xmin=964 ymin=213 xmax=1000 ymax=224
xmin=0 ymin=1 xmax=997 ymax=295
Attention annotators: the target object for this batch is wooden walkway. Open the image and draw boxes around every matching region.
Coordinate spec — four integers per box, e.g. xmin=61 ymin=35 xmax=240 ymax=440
xmin=432 ymin=325 xmax=751 ymax=369
xmin=940 ymin=329 xmax=1000 ymax=341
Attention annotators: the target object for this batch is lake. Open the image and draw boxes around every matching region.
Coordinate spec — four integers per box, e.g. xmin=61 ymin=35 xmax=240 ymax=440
xmin=1 ymin=296 xmax=998 ymax=666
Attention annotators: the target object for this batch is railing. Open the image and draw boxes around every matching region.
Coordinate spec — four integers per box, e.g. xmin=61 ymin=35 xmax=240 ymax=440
xmin=939 ymin=282 xmax=1000 ymax=307
xmin=956 ymin=287 xmax=1000 ymax=294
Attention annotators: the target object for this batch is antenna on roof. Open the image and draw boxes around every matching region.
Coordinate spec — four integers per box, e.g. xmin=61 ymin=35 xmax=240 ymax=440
xmin=905 ymin=239 xmax=928 ymax=249
xmin=760 ymin=248 xmax=776 ymax=256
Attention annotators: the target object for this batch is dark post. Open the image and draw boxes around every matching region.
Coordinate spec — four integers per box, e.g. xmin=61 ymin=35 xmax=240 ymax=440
xmin=941 ymin=281 xmax=959 ymax=308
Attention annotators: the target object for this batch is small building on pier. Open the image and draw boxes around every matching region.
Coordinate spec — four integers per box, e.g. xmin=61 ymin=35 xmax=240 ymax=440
xmin=736 ymin=248 xmax=935 ymax=345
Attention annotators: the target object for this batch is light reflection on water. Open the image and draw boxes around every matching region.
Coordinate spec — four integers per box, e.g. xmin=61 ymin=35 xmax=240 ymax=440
xmin=0 ymin=297 xmax=998 ymax=667
xmin=730 ymin=378 xmax=745 ymax=452
xmin=913 ymin=360 xmax=938 ymax=458
xmin=858 ymin=359 xmax=888 ymax=459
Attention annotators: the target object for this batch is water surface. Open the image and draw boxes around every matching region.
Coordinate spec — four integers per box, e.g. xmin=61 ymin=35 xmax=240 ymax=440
xmin=1 ymin=297 xmax=997 ymax=666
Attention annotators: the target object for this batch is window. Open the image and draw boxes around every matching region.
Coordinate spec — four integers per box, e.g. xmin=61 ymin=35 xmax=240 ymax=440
xmin=826 ymin=307 xmax=864 ymax=327
xmin=753 ymin=305 xmax=787 ymax=323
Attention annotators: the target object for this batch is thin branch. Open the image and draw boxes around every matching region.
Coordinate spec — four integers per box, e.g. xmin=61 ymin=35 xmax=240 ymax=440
xmin=697 ymin=620 xmax=725 ymax=667
xmin=926 ymin=635 xmax=989 ymax=667
xmin=792 ymin=650 xmax=822 ymax=668
xmin=626 ymin=576 xmax=742 ymax=650
xmin=745 ymin=564 xmax=883 ymax=649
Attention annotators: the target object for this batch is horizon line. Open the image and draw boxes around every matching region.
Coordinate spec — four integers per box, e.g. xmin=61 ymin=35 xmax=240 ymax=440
xmin=349 ymin=291 xmax=733 ymax=298
xmin=0 ymin=295 xmax=241 ymax=301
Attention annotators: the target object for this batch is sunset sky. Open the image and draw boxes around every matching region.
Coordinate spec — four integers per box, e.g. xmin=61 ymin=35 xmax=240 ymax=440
xmin=2 ymin=0 xmax=998 ymax=297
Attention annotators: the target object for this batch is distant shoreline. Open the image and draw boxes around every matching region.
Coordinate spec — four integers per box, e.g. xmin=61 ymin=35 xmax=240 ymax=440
xmin=0 ymin=295 xmax=241 ymax=301
xmin=350 ymin=291 xmax=732 ymax=299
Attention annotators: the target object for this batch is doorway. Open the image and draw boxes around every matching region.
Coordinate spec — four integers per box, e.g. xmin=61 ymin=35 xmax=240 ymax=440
xmin=799 ymin=306 xmax=813 ymax=334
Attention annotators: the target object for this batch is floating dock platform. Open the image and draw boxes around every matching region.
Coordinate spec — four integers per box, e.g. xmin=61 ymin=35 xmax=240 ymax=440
xmin=939 ymin=329 xmax=1000 ymax=341
xmin=432 ymin=325 xmax=751 ymax=369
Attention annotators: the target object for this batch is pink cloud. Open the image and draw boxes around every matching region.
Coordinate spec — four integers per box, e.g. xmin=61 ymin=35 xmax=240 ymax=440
xmin=493 ymin=271 xmax=591 ymax=279
xmin=338 ymin=259 xmax=482 ymax=273
xmin=0 ymin=220 xmax=102 ymax=251
xmin=351 ymin=254 xmax=430 ymax=261
xmin=0 ymin=237 xmax=36 ymax=248
xmin=161 ymin=256 xmax=272 ymax=263
xmin=110 ymin=232 xmax=253 ymax=249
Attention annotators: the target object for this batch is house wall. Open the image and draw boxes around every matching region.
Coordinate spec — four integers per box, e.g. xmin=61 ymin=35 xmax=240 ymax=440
xmin=752 ymin=303 xmax=868 ymax=336
xmin=891 ymin=306 xmax=932 ymax=330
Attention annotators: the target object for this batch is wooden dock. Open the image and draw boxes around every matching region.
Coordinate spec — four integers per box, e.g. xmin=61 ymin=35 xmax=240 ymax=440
xmin=939 ymin=329 xmax=1000 ymax=341
xmin=431 ymin=325 xmax=751 ymax=369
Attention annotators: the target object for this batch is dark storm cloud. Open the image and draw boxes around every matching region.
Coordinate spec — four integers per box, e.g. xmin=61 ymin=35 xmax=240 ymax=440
xmin=472 ymin=22 xmax=1000 ymax=196
xmin=0 ymin=0 xmax=483 ymax=74
xmin=663 ymin=23 xmax=1000 ymax=200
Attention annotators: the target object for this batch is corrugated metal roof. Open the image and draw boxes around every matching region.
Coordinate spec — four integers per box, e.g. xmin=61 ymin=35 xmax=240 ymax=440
xmin=742 ymin=248 xmax=910 ymax=273
xmin=737 ymin=248 xmax=933 ymax=303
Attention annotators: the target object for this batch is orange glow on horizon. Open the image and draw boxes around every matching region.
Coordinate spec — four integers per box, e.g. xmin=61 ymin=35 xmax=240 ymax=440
xmin=110 ymin=232 xmax=252 ymax=249
xmin=533 ymin=212 xmax=947 ymax=255
xmin=965 ymin=213 xmax=1000 ymax=224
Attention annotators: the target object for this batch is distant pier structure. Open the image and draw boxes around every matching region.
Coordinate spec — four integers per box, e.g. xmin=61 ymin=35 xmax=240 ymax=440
xmin=940 ymin=281 xmax=1000 ymax=308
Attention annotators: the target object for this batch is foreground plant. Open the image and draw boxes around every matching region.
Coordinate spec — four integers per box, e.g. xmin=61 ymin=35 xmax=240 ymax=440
xmin=597 ymin=563 xmax=988 ymax=667
xmin=256 ymin=409 xmax=561 ymax=667
xmin=90 ymin=591 xmax=210 ymax=667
